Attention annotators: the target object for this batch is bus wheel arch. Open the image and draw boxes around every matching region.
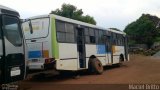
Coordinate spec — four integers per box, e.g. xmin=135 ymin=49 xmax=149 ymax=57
xmin=88 ymin=55 xmax=103 ymax=74
xmin=119 ymin=54 xmax=124 ymax=62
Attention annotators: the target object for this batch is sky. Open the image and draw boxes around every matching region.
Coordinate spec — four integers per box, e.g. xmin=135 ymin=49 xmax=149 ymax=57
xmin=1 ymin=0 xmax=160 ymax=30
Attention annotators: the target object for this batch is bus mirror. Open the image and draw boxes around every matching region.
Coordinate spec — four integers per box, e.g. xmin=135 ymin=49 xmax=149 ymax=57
xmin=29 ymin=19 xmax=33 ymax=34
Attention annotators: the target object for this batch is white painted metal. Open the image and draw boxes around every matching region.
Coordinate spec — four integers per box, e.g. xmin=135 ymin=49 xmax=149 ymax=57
xmin=112 ymin=46 xmax=125 ymax=64
xmin=56 ymin=59 xmax=78 ymax=70
xmin=59 ymin=43 xmax=78 ymax=59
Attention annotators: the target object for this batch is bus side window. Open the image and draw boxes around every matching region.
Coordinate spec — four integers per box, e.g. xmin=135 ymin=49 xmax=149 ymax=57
xmin=95 ymin=29 xmax=99 ymax=43
xmin=84 ymin=27 xmax=90 ymax=43
xmin=56 ymin=20 xmax=75 ymax=43
xmin=84 ymin=27 xmax=96 ymax=44
xmin=56 ymin=20 xmax=66 ymax=42
xmin=112 ymin=33 xmax=116 ymax=45
xmin=89 ymin=28 xmax=95 ymax=44
xmin=65 ymin=23 xmax=75 ymax=43
xmin=98 ymin=30 xmax=104 ymax=44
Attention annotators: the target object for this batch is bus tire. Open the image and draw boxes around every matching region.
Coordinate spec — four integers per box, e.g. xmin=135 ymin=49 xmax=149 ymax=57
xmin=88 ymin=58 xmax=103 ymax=74
xmin=120 ymin=54 xmax=124 ymax=62
xmin=117 ymin=54 xmax=124 ymax=66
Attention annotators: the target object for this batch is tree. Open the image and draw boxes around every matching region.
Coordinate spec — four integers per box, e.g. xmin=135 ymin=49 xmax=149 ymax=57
xmin=124 ymin=14 xmax=160 ymax=48
xmin=50 ymin=3 xmax=96 ymax=25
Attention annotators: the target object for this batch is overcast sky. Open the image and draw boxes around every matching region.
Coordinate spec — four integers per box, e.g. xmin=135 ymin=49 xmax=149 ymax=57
xmin=1 ymin=0 xmax=160 ymax=30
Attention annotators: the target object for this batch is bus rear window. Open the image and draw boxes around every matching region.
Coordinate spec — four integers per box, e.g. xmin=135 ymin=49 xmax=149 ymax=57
xmin=23 ymin=18 xmax=49 ymax=39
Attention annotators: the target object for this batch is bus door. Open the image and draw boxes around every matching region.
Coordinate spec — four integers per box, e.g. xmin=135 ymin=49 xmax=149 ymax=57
xmin=1 ymin=15 xmax=25 ymax=84
xmin=105 ymin=33 xmax=112 ymax=64
xmin=77 ymin=26 xmax=86 ymax=68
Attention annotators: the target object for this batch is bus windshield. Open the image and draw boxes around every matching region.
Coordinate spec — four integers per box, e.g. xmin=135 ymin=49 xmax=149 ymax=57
xmin=23 ymin=18 xmax=49 ymax=39
xmin=2 ymin=15 xmax=22 ymax=46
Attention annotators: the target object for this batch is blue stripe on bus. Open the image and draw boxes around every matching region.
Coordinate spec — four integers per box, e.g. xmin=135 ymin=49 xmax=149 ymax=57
xmin=96 ymin=45 xmax=110 ymax=54
xmin=97 ymin=45 xmax=106 ymax=54
xmin=28 ymin=50 xmax=42 ymax=58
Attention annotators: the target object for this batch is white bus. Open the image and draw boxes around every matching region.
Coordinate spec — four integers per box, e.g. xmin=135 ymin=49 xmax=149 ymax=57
xmin=23 ymin=14 xmax=129 ymax=74
xmin=0 ymin=5 xmax=26 ymax=84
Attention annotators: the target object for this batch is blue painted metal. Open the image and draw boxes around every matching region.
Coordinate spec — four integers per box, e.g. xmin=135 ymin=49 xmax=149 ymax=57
xmin=97 ymin=45 xmax=106 ymax=54
xmin=28 ymin=50 xmax=42 ymax=58
xmin=96 ymin=44 xmax=110 ymax=54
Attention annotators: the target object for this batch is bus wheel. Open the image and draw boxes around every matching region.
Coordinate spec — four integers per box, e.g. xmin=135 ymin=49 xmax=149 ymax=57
xmin=89 ymin=58 xmax=103 ymax=74
xmin=117 ymin=54 xmax=124 ymax=66
xmin=120 ymin=54 xmax=124 ymax=62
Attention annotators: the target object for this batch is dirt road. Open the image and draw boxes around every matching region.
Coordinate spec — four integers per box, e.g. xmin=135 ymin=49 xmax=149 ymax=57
xmin=19 ymin=55 xmax=160 ymax=90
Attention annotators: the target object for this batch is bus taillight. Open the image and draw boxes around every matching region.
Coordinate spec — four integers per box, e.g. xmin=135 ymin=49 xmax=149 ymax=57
xmin=45 ymin=58 xmax=55 ymax=64
xmin=45 ymin=59 xmax=50 ymax=64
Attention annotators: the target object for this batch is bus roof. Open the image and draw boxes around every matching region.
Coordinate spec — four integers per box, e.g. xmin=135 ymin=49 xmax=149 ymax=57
xmin=0 ymin=5 xmax=19 ymax=16
xmin=25 ymin=14 xmax=126 ymax=35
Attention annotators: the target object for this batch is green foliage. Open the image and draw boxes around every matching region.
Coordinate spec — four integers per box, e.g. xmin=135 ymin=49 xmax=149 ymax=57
xmin=124 ymin=14 xmax=160 ymax=48
xmin=51 ymin=3 xmax=96 ymax=25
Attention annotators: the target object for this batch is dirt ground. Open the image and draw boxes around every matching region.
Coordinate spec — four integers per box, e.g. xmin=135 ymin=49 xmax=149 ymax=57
xmin=19 ymin=55 xmax=160 ymax=90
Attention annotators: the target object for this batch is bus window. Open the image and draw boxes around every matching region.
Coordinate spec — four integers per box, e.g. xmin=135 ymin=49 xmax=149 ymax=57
xmin=56 ymin=20 xmax=65 ymax=32
xmin=84 ymin=27 xmax=90 ymax=43
xmin=89 ymin=28 xmax=95 ymax=44
xmin=65 ymin=23 xmax=75 ymax=43
xmin=23 ymin=18 xmax=49 ymax=39
xmin=56 ymin=20 xmax=66 ymax=42
xmin=84 ymin=27 xmax=95 ymax=44
xmin=98 ymin=30 xmax=104 ymax=44
xmin=95 ymin=29 xmax=99 ymax=43
xmin=3 ymin=15 xmax=22 ymax=46
xmin=56 ymin=21 xmax=75 ymax=43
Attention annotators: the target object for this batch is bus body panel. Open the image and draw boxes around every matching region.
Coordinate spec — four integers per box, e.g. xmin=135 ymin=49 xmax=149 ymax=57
xmin=56 ymin=43 xmax=78 ymax=70
xmin=106 ymin=53 xmax=112 ymax=64
xmin=59 ymin=43 xmax=77 ymax=59
xmin=23 ymin=17 xmax=52 ymax=70
xmin=50 ymin=16 xmax=59 ymax=59
xmin=27 ymin=42 xmax=49 ymax=69
xmin=56 ymin=59 xmax=78 ymax=70
xmin=112 ymin=46 xmax=125 ymax=64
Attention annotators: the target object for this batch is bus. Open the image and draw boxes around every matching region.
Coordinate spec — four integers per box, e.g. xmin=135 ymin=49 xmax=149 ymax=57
xmin=23 ymin=14 xmax=129 ymax=74
xmin=0 ymin=5 xmax=26 ymax=84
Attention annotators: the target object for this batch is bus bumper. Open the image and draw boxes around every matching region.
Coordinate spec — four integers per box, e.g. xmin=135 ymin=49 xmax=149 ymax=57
xmin=28 ymin=62 xmax=55 ymax=70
